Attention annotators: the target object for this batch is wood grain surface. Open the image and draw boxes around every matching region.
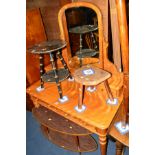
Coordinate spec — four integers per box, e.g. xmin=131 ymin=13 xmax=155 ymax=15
xmin=73 ymin=65 xmax=111 ymax=86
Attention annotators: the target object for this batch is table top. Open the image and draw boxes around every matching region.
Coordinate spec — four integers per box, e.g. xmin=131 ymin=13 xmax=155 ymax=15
xmin=27 ymin=76 xmax=123 ymax=134
xmin=28 ymin=39 xmax=67 ymax=54
xmin=69 ymin=25 xmax=98 ymax=34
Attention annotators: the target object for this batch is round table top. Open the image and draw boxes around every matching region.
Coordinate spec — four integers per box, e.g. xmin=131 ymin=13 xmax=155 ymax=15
xmin=69 ymin=25 xmax=98 ymax=34
xmin=28 ymin=39 xmax=67 ymax=54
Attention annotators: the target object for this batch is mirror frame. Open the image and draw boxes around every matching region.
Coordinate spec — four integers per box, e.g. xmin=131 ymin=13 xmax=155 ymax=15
xmin=58 ymin=2 xmax=108 ymax=69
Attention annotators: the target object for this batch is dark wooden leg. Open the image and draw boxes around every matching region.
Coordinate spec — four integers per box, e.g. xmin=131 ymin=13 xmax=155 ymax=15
xmin=56 ymin=50 xmax=72 ymax=79
xmin=39 ymin=54 xmax=44 ymax=88
xmin=49 ymin=52 xmax=63 ymax=99
xmin=116 ymin=141 xmax=124 ymax=155
xmin=90 ymin=32 xmax=98 ymax=50
xmin=79 ymin=33 xmax=83 ymax=67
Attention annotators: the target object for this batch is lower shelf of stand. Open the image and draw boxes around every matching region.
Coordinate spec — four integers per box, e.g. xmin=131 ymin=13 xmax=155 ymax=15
xmin=76 ymin=49 xmax=99 ymax=58
xmin=40 ymin=125 xmax=98 ymax=153
xmin=32 ymin=105 xmax=92 ymax=135
xmin=42 ymin=68 xmax=69 ymax=83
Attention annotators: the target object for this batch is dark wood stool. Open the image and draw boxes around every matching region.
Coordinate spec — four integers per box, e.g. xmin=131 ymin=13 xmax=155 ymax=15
xmin=28 ymin=39 xmax=73 ymax=102
xmin=73 ymin=65 xmax=118 ymax=112
xmin=69 ymin=25 xmax=99 ymax=67
xmin=32 ymin=105 xmax=98 ymax=155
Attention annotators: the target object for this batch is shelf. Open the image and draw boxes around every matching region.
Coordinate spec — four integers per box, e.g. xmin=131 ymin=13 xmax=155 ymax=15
xmin=69 ymin=25 xmax=98 ymax=34
xmin=76 ymin=49 xmax=99 ymax=58
xmin=42 ymin=68 xmax=69 ymax=83
xmin=40 ymin=125 xmax=98 ymax=153
xmin=33 ymin=105 xmax=92 ymax=135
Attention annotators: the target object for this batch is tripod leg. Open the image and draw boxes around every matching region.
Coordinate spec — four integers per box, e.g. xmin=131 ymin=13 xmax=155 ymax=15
xmin=104 ymin=80 xmax=114 ymax=101
xmin=49 ymin=52 xmax=63 ymax=99
xmin=79 ymin=34 xmax=83 ymax=67
xmin=39 ymin=54 xmax=44 ymax=88
xmin=103 ymin=80 xmax=118 ymax=105
xmin=90 ymin=32 xmax=98 ymax=50
xmin=56 ymin=50 xmax=72 ymax=79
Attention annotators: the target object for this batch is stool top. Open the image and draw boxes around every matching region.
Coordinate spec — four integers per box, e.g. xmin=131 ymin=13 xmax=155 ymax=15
xmin=69 ymin=25 xmax=98 ymax=34
xmin=73 ymin=65 xmax=111 ymax=85
xmin=28 ymin=39 xmax=67 ymax=54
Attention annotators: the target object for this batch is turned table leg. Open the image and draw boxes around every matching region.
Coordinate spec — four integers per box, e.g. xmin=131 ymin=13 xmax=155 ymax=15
xmin=79 ymin=33 xmax=83 ymax=67
xmin=56 ymin=49 xmax=72 ymax=79
xmin=99 ymin=135 xmax=107 ymax=155
xmin=97 ymin=129 xmax=107 ymax=155
xmin=39 ymin=54 xmax=44 ymax=88
xmin=116 ymin=141 xmax=124 ymax=155
xmin=49 ymin=52 xmax=63 ymax=99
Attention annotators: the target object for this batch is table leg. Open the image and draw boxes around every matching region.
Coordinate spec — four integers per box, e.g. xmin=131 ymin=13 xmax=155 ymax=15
xmin=50 ymin=52 xmax=63 ymax=99
xmin=90 ymin=32 xmax=98 ymax=50
xmin=79 ymin=34 xmax=83 ymax=67
xmin=116 ymin=141 xmax=124 ymax=155
xmin=97 ymin=129 xmax=107 ymax=155
xmin=99 ymin=135 xmax=107 ymax=155
xmin=56 ymin=50 xmax=72 ymax=79
xmin=39 ymin=54 xmax=44 ymax=88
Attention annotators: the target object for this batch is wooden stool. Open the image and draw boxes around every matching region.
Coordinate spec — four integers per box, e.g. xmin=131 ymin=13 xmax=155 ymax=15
xmin=73 ymin=65 xmax=118 ymax=112
xmin=28 ymin=39 xmax=73 ymax=102
xmin=69 ymin=25 xmax=98 ymax=67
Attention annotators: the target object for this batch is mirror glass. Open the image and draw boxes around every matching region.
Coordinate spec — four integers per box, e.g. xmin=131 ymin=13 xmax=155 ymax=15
xmin=65 ymin=7 xmax=99 ymax=67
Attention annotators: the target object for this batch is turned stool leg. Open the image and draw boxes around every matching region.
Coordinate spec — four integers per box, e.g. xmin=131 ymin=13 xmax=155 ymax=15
xmin=104 ymin=80 xmax=118 ymax=105
xmin=79 ymin=34 xmax=83 ymax=67
xmin=116 ymin=141 xmax=124 ymax=155
xmin=49 ymin=53 xmax=63 ymax=99
xmin=90 ymin=32 xmax=98 ymax=50
xmin=78 ymin=84 xmax=84 ymax=109
xmin=56 ymin=50 xmax=72 ymax=79
xmin=75 ymin=84 xmax=86 ymax=112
